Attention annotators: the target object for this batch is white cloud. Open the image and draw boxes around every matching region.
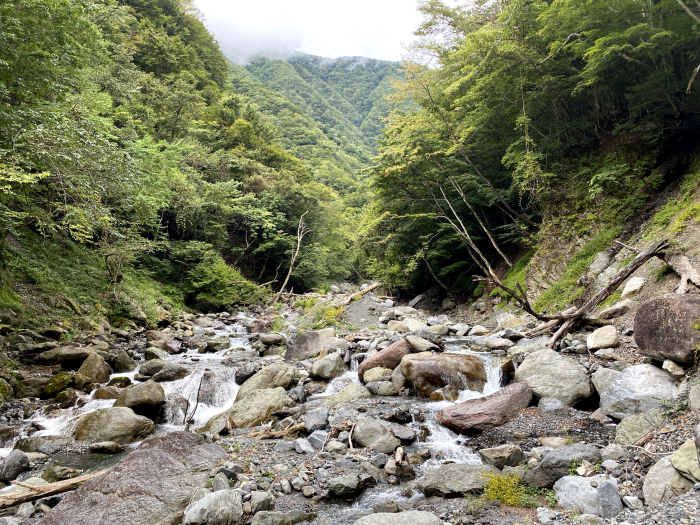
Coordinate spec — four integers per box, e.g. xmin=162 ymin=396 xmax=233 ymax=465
xmin=196 ymin=0 xmax=423 ymax=63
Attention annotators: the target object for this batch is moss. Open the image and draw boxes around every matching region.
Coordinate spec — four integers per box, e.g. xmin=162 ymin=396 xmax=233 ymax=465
xmin=0 ymin=378 xmax=14 ymax=403
xmin=648 ymin=160 xmax=700 ymax=235
xmin=42 ymin=371 xmax=74 ymax=397
xmin=491 ymin=249 xmax=536 ymax=298
xmin=481 ymin=472 xmax=540 ymax=508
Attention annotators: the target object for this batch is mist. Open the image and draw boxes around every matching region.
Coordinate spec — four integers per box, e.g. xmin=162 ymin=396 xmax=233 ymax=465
xmin=195 ymin=0 xmax=423 ymax=64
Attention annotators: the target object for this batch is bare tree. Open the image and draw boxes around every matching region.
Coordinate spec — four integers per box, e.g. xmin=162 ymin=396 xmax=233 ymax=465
xmin=271 ymin=211 xmax=310 ymax=305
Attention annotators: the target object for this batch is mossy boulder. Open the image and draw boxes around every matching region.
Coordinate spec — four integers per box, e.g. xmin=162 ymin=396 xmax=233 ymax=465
xmin=0 ymin=378 xmax=14 ymax=403
xmin=42 ymin=372 xmax=74 ymax=398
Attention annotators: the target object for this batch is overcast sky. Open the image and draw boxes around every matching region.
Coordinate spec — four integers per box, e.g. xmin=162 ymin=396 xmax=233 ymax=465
xmin=196 ymin=0 xmax=425 ymax=64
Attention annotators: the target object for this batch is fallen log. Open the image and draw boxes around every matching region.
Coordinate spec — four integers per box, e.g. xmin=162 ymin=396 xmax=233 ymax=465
xmin=0 ymin=469 xmax=109 ymax=509
xmin=342 ymin=282 xmax=382 ymax=306
xmin=244 ymin=422 xmax=305 ymax=440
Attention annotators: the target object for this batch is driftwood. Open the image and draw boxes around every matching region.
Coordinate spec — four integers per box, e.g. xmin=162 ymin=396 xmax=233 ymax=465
xmin=245 ymin=422 xmax=305 ymax=440
xmin=0 ymin=469 xmax=109 ymax=509
xmin=342 ymin=282 xmax=382 ymax=306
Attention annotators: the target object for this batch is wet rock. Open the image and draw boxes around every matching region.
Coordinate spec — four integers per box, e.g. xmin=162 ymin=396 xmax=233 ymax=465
xmin=152 ymin=363 xmax=189 ymax=382
xmin=591 ymin=368 xmax=620 ymax=396
xmin=358 ymin=340 xmax=410 ymax=382
xmin=428 ymin=385 xmax=459 ymax=401
xmin=671 ymin=439 xmax=700 ymax=483
xmin=41 ymin=432 xmax=227 ymax=525
xmin=366 ymin=381 xmax=399 ymax=396
xmin=328 ymin=473 xmax=365 ymax=496
xmin=525 ymin=444 xmax=602 ymax=488
xmin=418 ymin=463 xmax=499 ymax=497
xmin=251 ymin=510 xmax=316 ymax=525
xmin=478 ymin=445 xmax=526 ymax=469
xmin=353 ymin=512 xmax=442 ymax=525
xmin=74 ymin=353 xmax=112 ymax=390
xmin=139 ymin=358 xmax=167 ymax=376
xmin=634 ymin=294 xmax=700 ymax=363
xmin=309 ymin=353 xmax=348 ymax=380
xmin=93 ymin=386 xmax=120 ymax=400
xmin=89 ymin=441 xmax=124 ymax=454
xmin=514 ymin=349 xmax=592 ymax=405
xmin=111 ymin=350 xmax=137 ymax=373
xmin=202 ymin=387 xmax=291 ymax=432
xmin=0 ymin=450 xmax=29 ymax=481
xmin=353 ymin=417 xmax=401 ymax=453
xmin=145 ymin=347 xmax=169 ymax=361
xmin=404 ymin=335 xmax=438 ymax=353
xmin=400 ymin=352 xmax=486 ymax=397
xmin=108 ymin=376 xmax=132 ymax=388
xmin=73 ymin=407 xmax=155 ymax=444
xmin=322 ymin=384 xmax=371 ymax=408
xmin=236 ymin=361 xmax=297 ymax=402
xmin=14 ymin=376 xmax=51 ymax=398
xmin=145 ymin=330 xmax=180 ymax=354
xmin=643 ymin=456 xmax=676 ymax=505
xmin=614 ymin=409 xmax=667 ymax=445
xmin=600 ymin=364 xmax=678 ymax=419
xmin=42 ymin=372 xmax=74 ymax=397
xmin=113 ymin=380 xmax=165 ymax=418
xmin=14 ymin=436 xmax=74 ymax=455
xmin=42 ymin=466 xmax=81 ymax=483
xmin=436 ymin=382 xmax=532 ymax=432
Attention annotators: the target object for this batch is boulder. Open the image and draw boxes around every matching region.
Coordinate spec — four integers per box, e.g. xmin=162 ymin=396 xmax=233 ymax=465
xmin=251 ymin=511 xmax=317 ymax=525
xmin=182 ymin=490 xmax=243 ymax=525
xmin=73 ymin=407 xmax=155 ymax=444
xmin=35 ymin=346 xmax=97 ymax=369
xmin=363 ymin=367 xmax=392 ymax=383
xmin=113 ymin=380 xmax=165 ymax=418
xmin=634 ymin=294 xmax=700 ymax=363
xmin=400 ymin=352 xmax=486 ymax=397
xmin=322 ymin=384 xmax=371 ymax=408
xmin=139 ymin=359 xmax=167 ymax=376
xmin=514 ymin=349 xmax=592 ymax=405
xmin=524 ymin=444 xmax=602 ymax=488
xmin=598 ymin=300 xmax=634 ymax=320
xmin=202 ymin=387 xmax=291 ymax=433
xmin=0 ymin=450 xmax=30 ymax=481
xmin=353 ymin=417 xmax=401 ymax=453
xmin=14 ymin=376 xmax=50 ymax=398
xmin=600 ymin=364 xmax=679 ymax=419
xmin=358 ymin=340 xmax=410 ymax=382
xmin=642 ymin=456 xmax=676 ymax=505
xmin=436 ymin=382 xmax=532 ymax=433
xmin=478 ymin=445 xmax=526 ymax=469
xmin=621 ymin=277 xmax=646 ymax=299
xmin=236 ymin=361 xmax=297 ymax=402
xmin=260 ymin=333 xmax=287 ymax=346
xmin=284 ymin=332 xmax=320 ymax=362
xmin=42 ymin=372 xmax=74 ymax=397
xmin=304 ymin=407 xmax=328 ymax=433
xmin=327 ymin=473 xmax=365 ymax=497
xmin=74 ymin=353 xmax=112 ymax=390
xmin=403 ymin=318 xmax=428 ymax=332
xmin=553 ymin=475 xmax=621 ymax=518
xmin=591 ymin=368 xmax=620 ymax=396
xmin=152 ymin=363 xmax=189 ymax=382
xmin=110 ymin=350 xmax=137 ymax=373
xmin=93 ymin=386 xmax=120 ymax=400
xmin=587 ymin=326 xmax=619 ymax=350
xmin=14 ymin=436 xmax=74 ymax=455
xmin=352 ymin=512 xmax=443 ymax=525
xmin=405 ymin=335 xmax=438 ymax=353
xmin=144 ymin=331 xmax=180 ymax=354
xmin=614 ymin=409 xmax=667 ymax=445
xmin=309 ymin=354 xmax=348 ymax=380
xmin=38 ymin=432 xmax=227 ymax=525
xmin=671 ymin=439 xmax=700 ymax=483
xmin=0 ymin=378 xmax=13 ymax=403
xmin=418 ymin=463 xmax=499 ymax=497
xmin=89 ymin=441 xmax=124 ymax=454
xmin=367 ymin=381 xmax=399 ymax=396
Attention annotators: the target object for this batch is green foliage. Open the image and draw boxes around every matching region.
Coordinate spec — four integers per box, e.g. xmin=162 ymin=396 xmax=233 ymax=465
xmin=569 ymin=461 xmax=582 ymax=476
xmin=649 ymin=161 xmax=700 ymax=235
xmin=308 ymin=303 xmax=343 ymax=329
xmin=481 ymin=472 xmax=543 ymax=508
xmin=295 ymin=296 xmax=318 ymax=311
xmin=186 ymin=253 xmax=266 ymax=309
xmin=491 ymin=249 xmax=536 ymax=298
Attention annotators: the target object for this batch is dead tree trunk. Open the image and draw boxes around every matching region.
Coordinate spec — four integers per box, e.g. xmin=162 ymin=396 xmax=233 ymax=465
xmin=0 ymin=469 xmax=109 ymax=509
xmin=271 ymin=211 xmax=310 ymax=305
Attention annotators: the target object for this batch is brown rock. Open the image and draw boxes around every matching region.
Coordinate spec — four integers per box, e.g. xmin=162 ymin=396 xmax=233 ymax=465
xmin=634 ymin=294 xmax=700 ymax=363
xmin=358 ymin=340 xmax=410 ymax=383
xmin=144 ymin=330 xmax=180 ymax=355
xmin=436 ymin=382 xmax=532 ymax=433
xmin=75 ymin=354 xmax=112 ymax=391
xmin=400 ymin=352 xmax=486 ymax=397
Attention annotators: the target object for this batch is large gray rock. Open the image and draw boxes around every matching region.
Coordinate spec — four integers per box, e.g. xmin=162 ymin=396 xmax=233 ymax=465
xmin=553 ymin=475 xmax=621 ymax=518
xmin=634 ymin=294 xmax=700 ymax=363
xmin=524 ymin=444 xmax=602 ymax=488
xmin=437 ymin=382 xmax=532 ymax=433
xmin=73 ymin=407 xmax=154 ymax=444
xmin=152 ymin=363 xmax=189 ymax=382
xmin=400 ymin=352 xmax=486 ymax=397
xmin=352 ymin=512 xmax=443 ymax=525
xmin=202 ymin=387 xmax=291 ymax=433
xmin=14 ymin=436 xmax=74 ymax=455
xmin=304 ymin=407 xmax=329 ymax=432
xmin=35 ymin=347 xmax=97 ymax=369
xmin=671 ymin=439 xmax=700 ymax=483
xmin=642 ymin=457 xmax=676 ymax=506
xmin=358 ymin=340 xmax=410 ymax=382
xmin=418 ymin=463 xmax=499 ymax=497
xmin=322 ymin=384 xmax=371 ymax=408
xmin=353 ymin=418 xmax=401 ymax=454
xmin=113 ymin=380 xmax=165 ymax=418
xmin=309 ymin=354 xmax=348 ymax=380
xmin=478 ymin=445 xmax=526 ymax=469
xmin=600 ymin=364 xmax=679 ymax=419
xmin=139 ymin=359 xmax=167 ymax=376
xmin=328 ymin=473 xmax=365 ymax=496
xmin=405 ymin=335 xmax=438 ymax=353
xmin=514 ymin=349 xmax=592 ymax=405
xmin=284 ymin=332 xmax=320 ymax=362
xmin=591 ymin=368 xmax=620 ymax=396
xmin=251 ymin=511 xmax=316 ymax=525
xmin=182 ymin=490 xmax=243 ymax=525
xmin=38 ymin=432 xmax=227 ymax=525
xmin=614 ymin=409 xmax=667 ymax=445
xmin=236 ymin=361 xmax=297 ymax=402
xmin=0 ymin=450 xmax=29 ymax=481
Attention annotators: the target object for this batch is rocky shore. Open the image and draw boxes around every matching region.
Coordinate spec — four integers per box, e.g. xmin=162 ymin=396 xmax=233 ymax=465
xmin=0 ymin=282 xmax=698 ymax=525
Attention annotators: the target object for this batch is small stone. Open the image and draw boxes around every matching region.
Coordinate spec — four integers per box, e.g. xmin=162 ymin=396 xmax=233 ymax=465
xmin=293 ymin=439 xmax=315 ymax=454
xmin=662 ymin=359 xmax=685 ymax=380
xmin=301 ymin=486 xmax=316 ymax=497
xmin=588 ymin=326 xmax=619 ymax=350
